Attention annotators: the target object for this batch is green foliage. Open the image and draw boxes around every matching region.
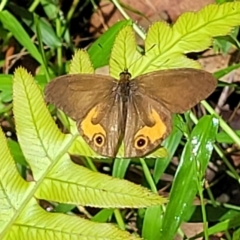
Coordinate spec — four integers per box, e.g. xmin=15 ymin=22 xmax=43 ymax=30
xmin=0 ymin=1 xmax=240 ymax=239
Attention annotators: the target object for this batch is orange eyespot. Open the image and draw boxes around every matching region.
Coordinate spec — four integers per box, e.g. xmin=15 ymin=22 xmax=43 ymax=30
xmin=134 ymin=136 xmax=148 ymax=150
xmin=93 ymin=133 xmax=105 ymax=147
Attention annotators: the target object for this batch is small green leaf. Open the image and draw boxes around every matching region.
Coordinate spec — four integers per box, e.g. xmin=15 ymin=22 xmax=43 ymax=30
xmin=70 ymin=49 xmax=94 ymax=74
xmin=109 ymin=25 xmax=142 ymax=78
xmin=112 ymin=158 xmax=131 ymax=178
xmin=195 ymin=213 xmax=240 ymax=238
xmin=88 ymin=20 xmax=133 ymax=69
xmin=153 ymin=116 xmax=183 ymax=183
xmin=92 ymin=209 xmax=114 ymax=223
xmin=0 ymin=74 xmax=13 ymax=102
xmin=142 ymin=206 xmax=163 ymax=240
xmin=216 ymin=130 xmax=240 ymax=143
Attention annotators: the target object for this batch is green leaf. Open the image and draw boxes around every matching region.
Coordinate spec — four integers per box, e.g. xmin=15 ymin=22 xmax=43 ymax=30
xmin=0 ymin=126 xmax=35 ymax=237
xmin=7 ymin=139 xmax=28 ymax=166
xmin=153 ymin=115 xmax=183 ymax=183
xmin=70 ymin=49 xmax=95 ymax=74
xmin=112 ymin=158 xmax=131 ymax=178
xmin=136 ymin=2 xmax=240 ymax=74
xmin=109 ymin=25 xmax=143 ymax=78
xmin=194 ymin=213 xmax=240 ymax=239
xmin=142 ymin=206 xmax=163 ymax=240
xmin=160 ymin=116 xmax=219 ymax=240
xmin=216 ymin=130 xmax=240 ymax=143
xmin=92 ymin=209 xmax=114 ymax=223
xmin=0 ymin=74 xmax=13 ymax=102
xmin=8 ymin=2 xmax=62 ymax=48
xmin=0 ymin=11 xmax=43 ymax=64
xmin=13 ymin=67 xmax=69 ymax=180
xmin=40 ymin=0 xmax=59 ymax=20
xmin=3 ymin=198 xmax=140 ymax=239
xmin=88 ymin=20 xmax=133 ymax=69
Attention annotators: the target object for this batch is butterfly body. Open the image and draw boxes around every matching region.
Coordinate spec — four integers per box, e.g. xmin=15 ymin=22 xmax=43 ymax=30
xmin=45 ymin=68 xmax=217 ymax=158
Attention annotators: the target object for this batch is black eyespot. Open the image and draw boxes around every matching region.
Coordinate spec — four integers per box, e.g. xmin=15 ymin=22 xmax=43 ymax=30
xmin=137 ymin=138 xmax=146 ymax=147
xmin=96 ymin=136 xmax=103 ymax=144
xmin=134 ymin=136 xmax=148 ymax=149
xmin=93 ymin=134 xmax=105 ymax=147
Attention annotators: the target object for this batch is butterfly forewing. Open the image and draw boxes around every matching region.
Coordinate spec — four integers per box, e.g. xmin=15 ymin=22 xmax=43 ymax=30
xmin=45 ymin=74 xmax=117 ymax=121
xmin=45 ymin=74 xmax=122 ymax=157
xmin=135 ymin=68 xmax=217 ymax=114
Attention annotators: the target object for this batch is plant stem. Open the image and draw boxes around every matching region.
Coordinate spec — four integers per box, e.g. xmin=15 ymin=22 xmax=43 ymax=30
xmin=0 ymin=0 xmax=8 ymax=11
xmin=140 ymin=158 xmax=157 ymax=193
xmin=201 ymin=100 xmax=240 ymax=146
xmin=29 ymin=0 xmax=41 ymax=12
xmin=56 ymin=18 xmax=63 ymax=75
xmin=111 ymin=0 xmax=146 ymax=40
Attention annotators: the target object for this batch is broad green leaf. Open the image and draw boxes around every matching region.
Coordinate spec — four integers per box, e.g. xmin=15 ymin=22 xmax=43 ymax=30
xmin=160 ymin=116 xmax=219 ymax=240
xmin=3 ymin=198 xmax=140 ymax=240
xmin=0 ymin=74 xmax=12 ymax=92
xmin=0 ymin=11 xmax=43 ymax=64
xmin=88 ymin=20 xmax=133 ymax=69
xmin=141 ymin=2 xmax=240 ymax=73
xmin=0 ymin=126 xmax=35 ymax=237
xmin=233 ymin=228 xmax=240 ymax=240
xmin=36 ymin=154 xmax=166 ymax=208
xmin=7 ymin=139 xmax=28 ymax=166
xmin=13 ymin=67 xmax=71 ymax=180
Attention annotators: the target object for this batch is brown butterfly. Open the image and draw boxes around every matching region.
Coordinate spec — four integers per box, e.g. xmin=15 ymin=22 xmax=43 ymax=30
xmin=44 ymin=68 xmax=217 ymax=158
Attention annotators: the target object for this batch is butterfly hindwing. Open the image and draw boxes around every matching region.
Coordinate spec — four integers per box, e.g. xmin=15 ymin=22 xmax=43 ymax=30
xmin=78 ymin=95 xmax=123 ymax=157
xmin=124 ymin=88 xmax=172 ymax=157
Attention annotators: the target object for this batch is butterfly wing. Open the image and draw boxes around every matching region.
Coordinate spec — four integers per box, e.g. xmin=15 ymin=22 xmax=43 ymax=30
xmin=45 ymin=74 xmax=122 ymax=157
xmin=123 ymin=68 xmax=217 ymax=157
xmin=136 ymin=68 xmax=217 ymax=113
xmin=124 ymin=89 xmax=172 ymax=157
